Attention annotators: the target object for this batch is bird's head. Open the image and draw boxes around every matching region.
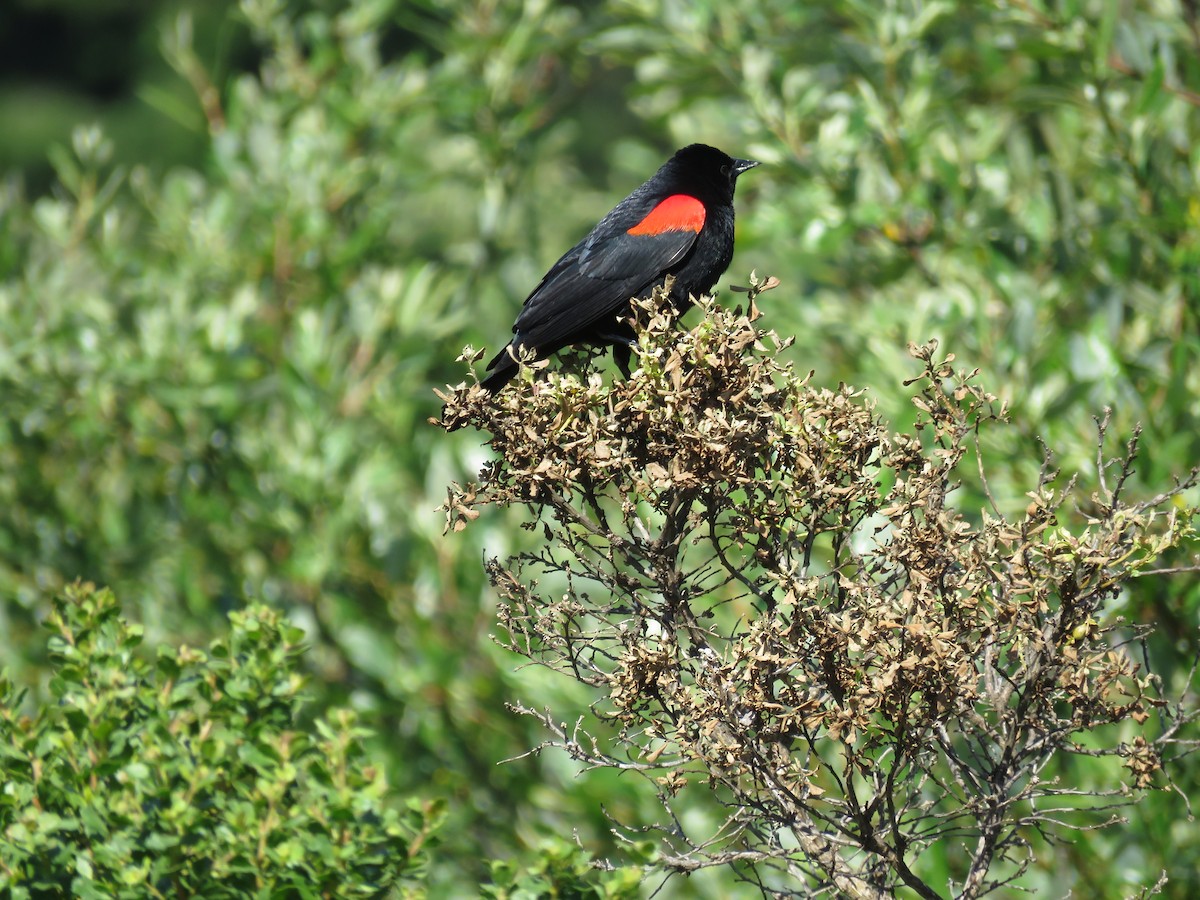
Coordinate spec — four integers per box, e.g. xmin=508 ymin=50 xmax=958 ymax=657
xmin=668 ymin=143 xmax=759 ymax=203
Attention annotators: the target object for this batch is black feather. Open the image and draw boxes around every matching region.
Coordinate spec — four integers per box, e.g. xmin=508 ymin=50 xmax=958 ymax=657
xmin=480 ymin=144 xmax=758 ymax=393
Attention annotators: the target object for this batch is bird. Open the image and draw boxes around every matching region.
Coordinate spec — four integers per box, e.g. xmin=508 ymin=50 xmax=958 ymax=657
xmin=480 ymin=143 xmax=758 ymax=393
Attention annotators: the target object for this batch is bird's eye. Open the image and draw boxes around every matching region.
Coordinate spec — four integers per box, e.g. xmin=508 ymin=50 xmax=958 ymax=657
xmin=721 ymin=165 xmax=730 ymax=177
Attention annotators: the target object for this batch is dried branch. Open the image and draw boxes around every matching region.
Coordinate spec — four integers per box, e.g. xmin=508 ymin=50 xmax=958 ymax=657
xmin=437 ymin=277 xmax=1200 ymax=896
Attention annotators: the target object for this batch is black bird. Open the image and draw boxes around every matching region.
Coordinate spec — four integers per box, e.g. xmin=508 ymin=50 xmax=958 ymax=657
xmin=481 ymin=143 xmax=758 ymax=392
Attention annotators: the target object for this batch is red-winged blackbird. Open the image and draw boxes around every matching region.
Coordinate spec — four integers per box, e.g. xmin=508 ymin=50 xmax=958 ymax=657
xmin=480 ymin=143 xmax=758 ymax=392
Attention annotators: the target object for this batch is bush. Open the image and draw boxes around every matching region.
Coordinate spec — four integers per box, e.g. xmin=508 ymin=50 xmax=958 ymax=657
xmin=2 ymin=0 xmax=1199 ymax=893
xmin=439 ymin=279 xmax=1200 ymax=897
xmin=0 ymin=2 xmax=644 ymax=877
xmin=0 ymin=583 xmax=438 ymax=898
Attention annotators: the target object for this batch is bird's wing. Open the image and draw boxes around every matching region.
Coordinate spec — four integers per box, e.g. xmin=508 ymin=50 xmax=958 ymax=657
xmin=510 ymin=194 xmax=704 ymax=350
xmin=579 ymin=194 xmax=705 ymax=279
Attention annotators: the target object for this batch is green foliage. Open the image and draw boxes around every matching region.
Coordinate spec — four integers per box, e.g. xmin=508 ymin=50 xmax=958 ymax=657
xmin=0 ymin=2 xmax=647 ymax=884
xmin=483 ymin=839 xmax=648 ymax=900
xmin=0 ymin=0 xmax=1197 ymax=895
xmin=0 ymin=582 xmax=436 ymax=898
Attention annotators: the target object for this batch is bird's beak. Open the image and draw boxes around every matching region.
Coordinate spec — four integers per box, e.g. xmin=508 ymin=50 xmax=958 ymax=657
xmin=732 ymin=158 xmax=760 ymax=177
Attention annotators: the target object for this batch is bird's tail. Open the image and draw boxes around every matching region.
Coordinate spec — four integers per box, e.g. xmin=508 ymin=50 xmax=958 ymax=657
xmin=479 ymin=344 xmax=518 ymax=393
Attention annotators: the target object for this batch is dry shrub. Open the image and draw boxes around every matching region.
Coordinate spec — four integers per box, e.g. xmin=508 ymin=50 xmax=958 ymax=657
xmin=437 ymin=277 xmax=1199 ymax=898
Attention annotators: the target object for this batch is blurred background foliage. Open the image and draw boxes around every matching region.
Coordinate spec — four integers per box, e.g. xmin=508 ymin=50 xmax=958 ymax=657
xmin=0 ymin=0 xmax=1196 ymax=895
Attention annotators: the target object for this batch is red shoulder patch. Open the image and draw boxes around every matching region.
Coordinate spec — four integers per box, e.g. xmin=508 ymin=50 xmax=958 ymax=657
xmin=626 ymin=194 xmax=706 ymax=236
